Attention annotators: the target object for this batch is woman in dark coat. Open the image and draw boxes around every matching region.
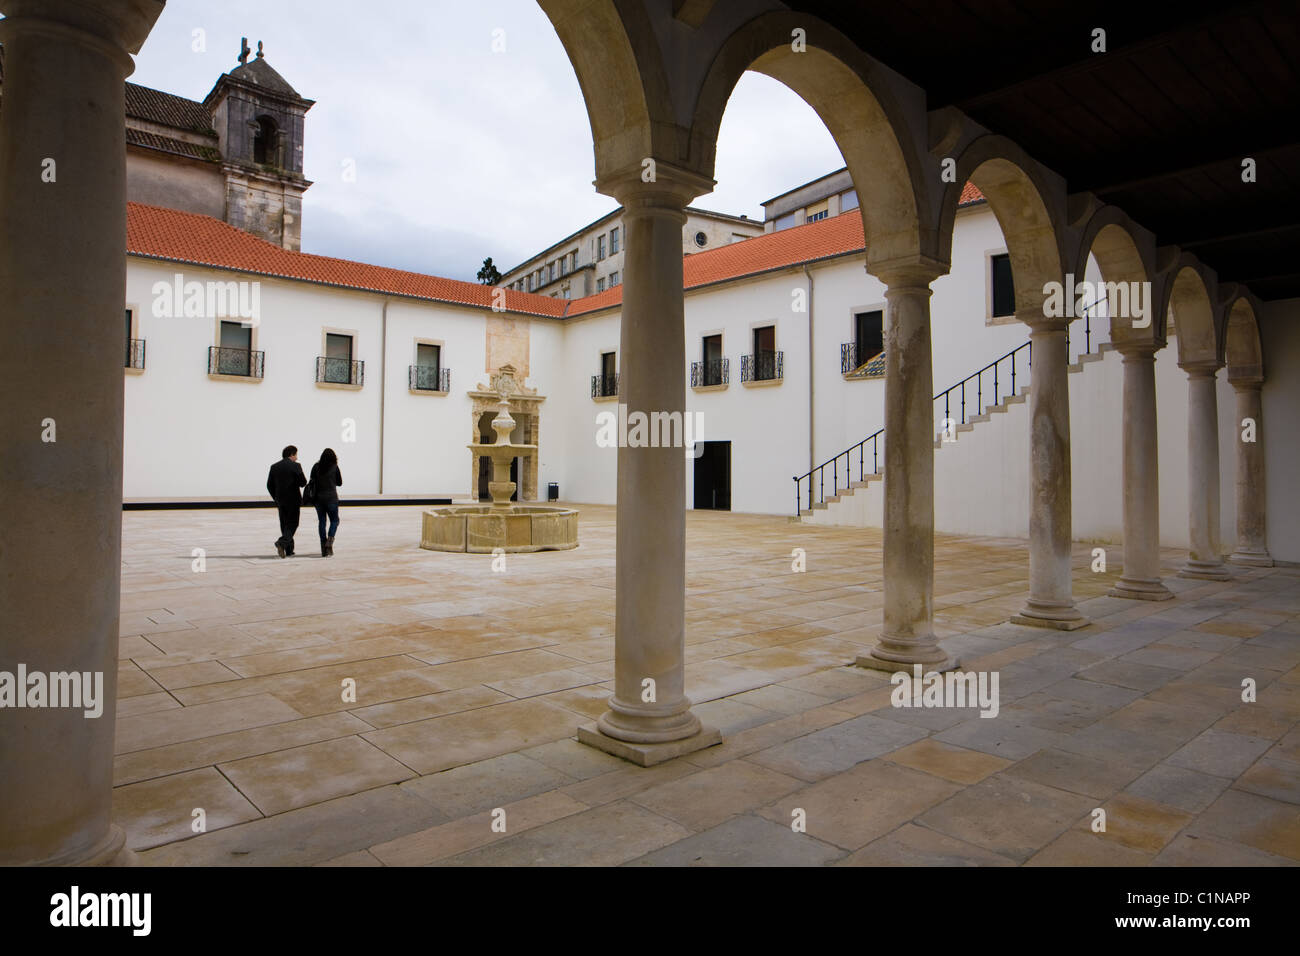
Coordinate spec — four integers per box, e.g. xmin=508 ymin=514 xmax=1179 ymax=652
xmin=310 ymin=448 xmax=343 ymax=556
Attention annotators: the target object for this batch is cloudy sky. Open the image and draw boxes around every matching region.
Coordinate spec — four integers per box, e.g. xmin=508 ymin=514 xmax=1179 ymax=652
xmin=128 ymin=0 xmax=846 ymax=281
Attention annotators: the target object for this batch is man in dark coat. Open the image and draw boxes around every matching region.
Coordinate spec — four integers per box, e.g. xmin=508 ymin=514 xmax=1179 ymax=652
xmin=267 ymin=445 xmax=307 ymax=557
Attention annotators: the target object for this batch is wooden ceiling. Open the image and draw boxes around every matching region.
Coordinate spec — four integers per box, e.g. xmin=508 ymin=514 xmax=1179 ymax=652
xmin=796 ymin=0 xmax=1300 ymax=300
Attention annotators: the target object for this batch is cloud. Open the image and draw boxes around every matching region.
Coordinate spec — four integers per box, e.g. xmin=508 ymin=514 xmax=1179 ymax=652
xmin=129 ymin=0 xmax=846 ymax=281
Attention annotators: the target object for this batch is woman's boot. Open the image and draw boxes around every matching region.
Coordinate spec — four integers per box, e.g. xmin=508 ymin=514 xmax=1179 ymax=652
xmin=326 ymin=536 xmax=335 ymax=557
xmin=321 ymin=537 xmax=329 ymax=557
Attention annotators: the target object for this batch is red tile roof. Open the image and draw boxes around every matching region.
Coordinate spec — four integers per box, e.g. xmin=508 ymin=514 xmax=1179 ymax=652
xmin=127 ymin=183 xmax=986 ymax=319
xmin=127 ymin=203 xmax=570 ymax=318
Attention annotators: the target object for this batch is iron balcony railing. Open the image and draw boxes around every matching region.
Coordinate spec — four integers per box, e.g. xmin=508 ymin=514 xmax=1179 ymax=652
xmin=741 ymin=350 xmax=783 ymax=383
xmin=842 ymin=342 xmax=885 ymax=376
xmin=409 ymin=365 xmax=451 ymax=392
xmin=317 ymin=356 xmax=363 ymax=386
xmin=208 ymin=346 xmax=263 ymax=378
xmin=591 ymin=372 xmax=619 ymax=398
xmin=691 ymin=357 xmax=729 ymax=387
xmin=125 ymin=338 xmax=146 ymax=370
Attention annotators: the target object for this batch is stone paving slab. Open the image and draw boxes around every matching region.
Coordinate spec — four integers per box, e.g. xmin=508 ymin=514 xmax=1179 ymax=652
xmin=113 ymin=505 xmax=1299 ymax=866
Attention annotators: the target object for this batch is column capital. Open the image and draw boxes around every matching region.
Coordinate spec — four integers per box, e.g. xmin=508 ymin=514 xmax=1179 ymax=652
xmin=1227 ymin=363 xmax=1264 ymax=388
xmin=867 ymin=256 xmax=948 ymax=290
xmin=0 ymin=0 xmax=164 ymax=68
xmin=1179 ymin=359 xmax=1222 ymax=379
xmin=594 ymin=161 xmax=715 ymax=214
xmin=1114 ymin=340 xmax=1160 ymax=362
xmin=1021 ymin=312 xmax=1068 ymax=334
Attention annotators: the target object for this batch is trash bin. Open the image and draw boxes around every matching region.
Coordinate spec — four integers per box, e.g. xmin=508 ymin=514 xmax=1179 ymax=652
xmin=547 ymin=482 xmax=559 ymax=502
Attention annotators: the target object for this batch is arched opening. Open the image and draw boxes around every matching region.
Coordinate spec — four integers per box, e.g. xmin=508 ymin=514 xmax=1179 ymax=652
xmin=1168 ymin=266 xmax=1218 ymax=367
xmin=253 ymin=115 xmax=278 ymax=166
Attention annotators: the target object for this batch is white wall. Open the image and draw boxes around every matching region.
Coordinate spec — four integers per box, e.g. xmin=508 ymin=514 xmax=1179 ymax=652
xmin=1260 ymin=298 xmax=1300 ymax=563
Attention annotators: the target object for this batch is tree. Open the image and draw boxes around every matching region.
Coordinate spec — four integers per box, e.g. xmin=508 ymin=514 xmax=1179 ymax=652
xmin=477 ymin=257 xmax=503 ymax=286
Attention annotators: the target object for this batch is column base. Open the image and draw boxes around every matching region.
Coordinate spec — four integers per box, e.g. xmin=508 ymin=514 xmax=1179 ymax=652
xmin=1108 ymin=576 xmax=1175 ymax=601
xmin=1178 ymin=560 xmax=1232 ymax=581
xmin=1011 ymin=598 xmax=1090 ymax=630
xmin=17 ymin=825 xmax=137 ymax=868
xmin=1229 ymin=550 xmax=1274 ymax=568
xmin=855 ymin=647 xmax=959 ymax=674
xmin=577 ymin=723 xmax=721 ymax=767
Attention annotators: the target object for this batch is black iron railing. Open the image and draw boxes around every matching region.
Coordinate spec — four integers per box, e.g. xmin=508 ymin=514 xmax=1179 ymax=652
xmin=125 ymin=338 xmax=146 ymax=370
xmin=317 ymin=356 xmax=363 ymax=386
xmin=741 ymin=350 xmax=783 ymax=383
xmin=691 ymin=358 xmax=729 ymax=387
xmin=208 ymin=346 xmax=263 ymax=378
xmin=591 ymin=372 xmax=619 ymax=398
xmin=795 ymin=341 xmax=1038 ymax=514
xmin=840 ymin=342 xmax=858 ymax=373
xmin=409 ymin=365 xmax=450 ymax=392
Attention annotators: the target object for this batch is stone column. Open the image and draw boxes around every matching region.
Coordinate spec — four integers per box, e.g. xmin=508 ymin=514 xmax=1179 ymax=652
xmin=1178 ymin=363 xmax=1231 ymax=579
xmin=1108 ymin=344 xmax=1173 ymax=600
xmin=0 ymin=0 xmax=164 ymax=866
xmin=1011 ymin=319 xmax=1090 ymax=629
xmin=1228 ymin=379 xmax=1272 ymax=566
xmin=856 ymin=264 xmax=956 ymax=672
xmin=577 ymin=165 xmax=721 ymax=766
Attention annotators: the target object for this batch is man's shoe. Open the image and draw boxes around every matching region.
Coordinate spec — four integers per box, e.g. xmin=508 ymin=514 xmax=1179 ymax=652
xmin=276 ymin=542 xmax=286 ymax=559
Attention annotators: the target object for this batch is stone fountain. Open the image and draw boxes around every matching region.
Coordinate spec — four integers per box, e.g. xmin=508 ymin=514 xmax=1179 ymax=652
xmin=419 ymin=366 xmax=578 ymax=553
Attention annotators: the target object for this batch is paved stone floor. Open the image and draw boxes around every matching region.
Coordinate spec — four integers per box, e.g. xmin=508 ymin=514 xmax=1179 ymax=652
xmin=114 ymin=504 xmax=1300 ymax=865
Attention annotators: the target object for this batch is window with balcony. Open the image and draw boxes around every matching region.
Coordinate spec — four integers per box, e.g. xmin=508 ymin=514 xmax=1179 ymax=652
xmin=317 ymin=332 xmax=362 ymax=386
xmin=742 ymin=325 xmax=782 ymax=383
xmin=209 ymin=319 xmax=263 ymax=378
xmin=592 ymin=351 xmax=618 ymax=398
xmin=410 ymin=342 xmax=450 ymax=392
xmin=124 ymin=308 xmax=145 ymax=370
xmin=692 ymin=334 xmax=728 ymax=387
xmin=842 ymin=309 xmax=884 ymax=374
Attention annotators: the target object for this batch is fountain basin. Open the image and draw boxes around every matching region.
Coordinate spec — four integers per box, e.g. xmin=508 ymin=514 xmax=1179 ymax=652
xmin=420 ymin=504 xmax=579 ymax=553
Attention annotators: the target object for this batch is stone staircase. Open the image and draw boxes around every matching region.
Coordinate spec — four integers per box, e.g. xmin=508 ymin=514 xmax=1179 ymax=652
xmin=797 ymin=342 xmax=1114 ymax=520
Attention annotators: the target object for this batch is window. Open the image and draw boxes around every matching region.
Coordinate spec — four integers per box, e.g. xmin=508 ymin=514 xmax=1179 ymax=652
xmin=806 ymin=209 xmax=828 ymax=223
xmin=597 ymin=235 xmax=606 ymax=260
xmin=774 ymin=213 xmax=796 ymax=231
xmin=841 ymin=189 xmax=859 ymax=211
xmin=597 ymin=277 xmax=606 ymax=292
xmin=211 ymin=319 xmax=259 ymax=377
xmin=123 ymin=308 xmax=145 ymax=370
xmin=855 ymin=310 xmax=884 ymax=361
xmin=592 ymin=350 xmax=618 ymax=398
xmin=526 ymin=275 xmax=533 ymax=292
xmin=991 ymin=253 xmax=1015 ymax=318
xmin=411 ymin=342 xmax=447 ymax=392
xmin=320 ymin=332 xmax=355 ymax=384
xmin=694 ymin=231 xmax=708 ymax=247
xmin=252 ymin=115 xmax=278 ymax=166
xmin=744 ymin=324 xmax=782 ymax=383
xmin=610 ymin=227 xmax=620 ymax=254
xmin=700 ymin=333 xmax=724 ymax=386
xmin=609 ymin=271 xmax=619 ymax=286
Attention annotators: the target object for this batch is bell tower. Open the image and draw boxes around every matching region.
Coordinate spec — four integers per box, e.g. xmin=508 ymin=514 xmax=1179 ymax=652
xmin=203 ymin=39 xmax=314 ymax=250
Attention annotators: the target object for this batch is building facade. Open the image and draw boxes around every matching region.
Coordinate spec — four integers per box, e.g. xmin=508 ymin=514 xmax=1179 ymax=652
xmin=499 ymin=205 xmax=762 ymax=299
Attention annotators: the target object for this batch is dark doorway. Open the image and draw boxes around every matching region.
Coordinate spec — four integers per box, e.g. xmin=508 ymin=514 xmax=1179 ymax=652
xmin=477 ymin=457 xmax=519 ymax=501
xmin=693 ymin=441 xmax=731 ymax=511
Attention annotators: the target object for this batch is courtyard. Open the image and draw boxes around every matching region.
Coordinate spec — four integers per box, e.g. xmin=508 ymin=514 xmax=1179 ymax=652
xmin=114 ymin=505 xmax=1300 ymax=866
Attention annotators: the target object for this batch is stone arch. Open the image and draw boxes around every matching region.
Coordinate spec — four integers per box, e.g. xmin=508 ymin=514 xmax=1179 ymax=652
xmin=690 ymin=11 xmax=929 ymax=268
xmin=1164 ymin=257 xmax=1219 ymax=367
xmin=1072 ymin=207 xmax=1157 ymax=347
xmin=939 ymin=135 xmax=1068 ymax=320
xmin=536 ymin=0 xmax=663 ymax=178
xmin=1224 ymin=295 xmax=1264 ymax=382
